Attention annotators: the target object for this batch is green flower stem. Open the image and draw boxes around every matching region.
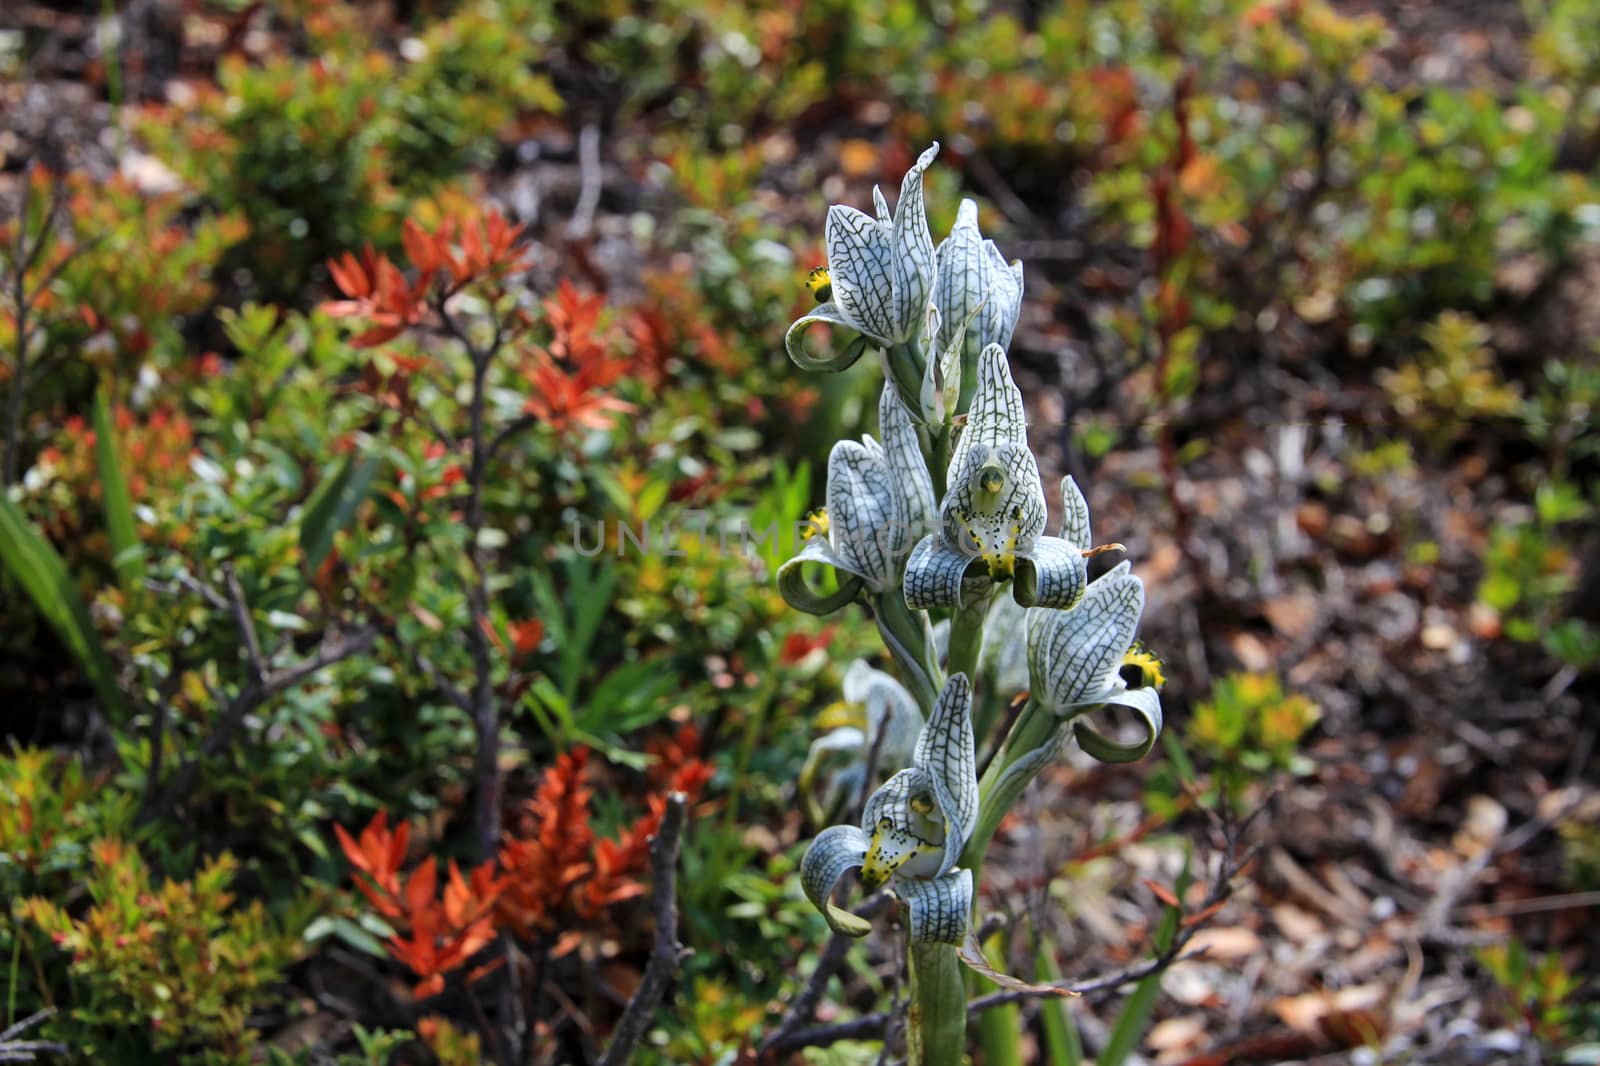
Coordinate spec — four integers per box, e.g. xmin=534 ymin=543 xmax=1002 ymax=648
xmin=874 ymin=590 xmax=940 ymax=713
xmin=960 ymin=697 xmax=1057 ymax=875
xmin=909 ymin=940 xmax=967 ymax=1066
xmin=885 ymin=342 xmax=925 ymax=430
xmin=928 ymin=421 xmax=950 ymax=501
xmin=971 ymin=932 xmax=1023 ymax=1066
xmin=944 ymin=588 xmax=992 ymax=684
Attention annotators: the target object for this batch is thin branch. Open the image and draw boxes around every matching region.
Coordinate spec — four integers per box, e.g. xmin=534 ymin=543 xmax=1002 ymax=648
xmin=567 ymin=123 xmax=603 ymax=239
xmin=760 ymin=891 xmax=894 ymax=1059
xmin=595 ymin=793 xmax=690 ymax=1066
xmin=222 ymin=563 xmax=265 ymax=679
xmin=138 ymin=625 xmax=378 ymax=824
xmin=485 ymin=413 xmax=539 ymax=467
xmin=0 ymin=1007 xmax=66 ymax=1062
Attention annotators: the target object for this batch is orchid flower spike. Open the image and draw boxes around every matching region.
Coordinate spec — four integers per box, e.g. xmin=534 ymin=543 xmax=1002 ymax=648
xmin=801 ymin=673 xmax=978 ymax=945
xmin=779 ymin=384 xmax=937 ymax=614
xmin=787 ymin=144 xmax=940 ymax=372
xmin=904 ymin=345 xmax=1094 ymax=611
xmin=934 ymin=199 xmax=1023 ymax=413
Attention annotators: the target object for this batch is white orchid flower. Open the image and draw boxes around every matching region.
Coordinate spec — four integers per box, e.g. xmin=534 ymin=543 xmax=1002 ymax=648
xmin=800 ymin=674 xmax=978 ymax=945
xmin=787 ymin=144 xmax=940 ymax=372
xmin=1027 ymin=560 xmax=1163 ymax=763
xmin=935 ymin=199 xmax=1023 ymax=412
xmin=801 ymin=661 xmax=927 ymax=815
xmin=779 ymin=384 xmax=936 ymax=614
xmin=903 ymin=344 xmax=1090 ymax=611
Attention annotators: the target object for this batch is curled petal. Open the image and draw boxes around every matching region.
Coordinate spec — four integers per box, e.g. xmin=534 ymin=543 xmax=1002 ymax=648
xmin=897 ymin=868 xmax=972 ymax=945
xmin=826 ymin=205 xmax=897 ymax=344
xmin=800 ymin=825 xmax=874 ymax=938
xmin=915 ymin=673 xmax=979 ymax=872
xmin=786 ymin=303 xmax=875 ymax=372
xmin=1073 ymin=685 xmax=1163 ymax=764
xmin=1013 ymin=536 xmax=1088 ymax=609
xmin=1027 ymin=562 xmax=1145 ymax=711
xmin=778 ymin=539 xmax=867 ymax=615
xmin=904 ymin=535 xmax=979 ymax=610
xmin=1059 ymin=475 xmax=1092 ymax=548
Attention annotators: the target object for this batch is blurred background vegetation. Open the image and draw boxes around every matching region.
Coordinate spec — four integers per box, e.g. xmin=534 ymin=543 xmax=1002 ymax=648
xmin=1 ymin=0 xmax=1597 ymax=1062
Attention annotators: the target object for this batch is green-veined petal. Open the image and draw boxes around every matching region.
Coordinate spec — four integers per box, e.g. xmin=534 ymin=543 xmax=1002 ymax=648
xmin=914 ymin=673 xmax=978 ymax=872
xmin=889 ymin=143 xmax=939 ymax=341
xmin=903 ymin=535 xmax=979 ymax=610
xmin=800 ymin=825 xmax=874 ymax=937
xmin=826 ymin=204 xmax=897 ymax=344
xmin=1073 ymin=685 xmax=1163 ymax=763
xmin=1059 ymin=475 xmax=1092 ymax=548
xmin=1026 ymin=562 xmax=1144 ymax=712
xmin=786 ymin=302 xmax=875 ymax=372
xmin=777 ymin=539 xmax=867 ymax=615
xmin=1013 ymin=535 xmax=1088 ymax=609
xmin=897 ymin=868 xmax=972 ymax=945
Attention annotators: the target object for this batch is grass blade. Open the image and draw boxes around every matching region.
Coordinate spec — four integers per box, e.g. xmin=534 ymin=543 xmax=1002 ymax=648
xmin=0 ymin=492 xmax=129 ymax=718
xmin=91 ymin=383 xmax=143 ymax=586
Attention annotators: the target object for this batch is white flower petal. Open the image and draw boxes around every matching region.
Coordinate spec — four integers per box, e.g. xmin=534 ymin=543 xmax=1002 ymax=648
xmin=889 ymin=143 xmax=939 ymax=342
xmin=914 ymin=673 xmax=978 ymax=873
xmin=800 ymin=825 xmax=874 ymax=938
xmin=880 ymin=384 xmax=938 ymax=549
xmin=1014 ymin=535 xmax=1088 ymax=609
xmin=897 ymin=868 xmax=972 ymax=945
xmin=1059 ymin=475 xmax=1092 ymax=548
xmin=826 ymin=204 xmax=897 ymax=343
xmin=903 ymin=535 xmax=979 ymax=610
xmin=785 ymin=301 xmax=875 ymax=372
xmin=1027 ymin=562 xmax=1144 ymax=710
xmin=1073 ymin=685 xmax=1163 ymax=763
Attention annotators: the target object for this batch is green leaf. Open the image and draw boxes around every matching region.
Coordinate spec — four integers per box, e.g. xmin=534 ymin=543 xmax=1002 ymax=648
xmin=92 ymin=384 xmax=143 ymax=587
xmin=299 ymin=447 xmax=383 ymax=571
xmin=0 ymin=492 xmax=129 ymax=719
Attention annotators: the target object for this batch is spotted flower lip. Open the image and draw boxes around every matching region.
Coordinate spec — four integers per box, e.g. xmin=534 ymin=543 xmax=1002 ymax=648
xmin=1026 ymin=560 xmax=1163 ymax=763
xmin=800 ymin=674 xmax=978 ymax=944
xmin=903 ymin=344 xmax=1089 ymax=611
xmin=786 ymin=144 xmax=940 ymax=372
xmin=779 ymin=385 xmax=937 ymax=614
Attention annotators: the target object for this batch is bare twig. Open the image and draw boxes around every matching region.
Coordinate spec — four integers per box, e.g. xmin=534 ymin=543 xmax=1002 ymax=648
xmin=138 ymin=625 xmax=378 ymax=824
xmin=0 ymin=1008 xmax=66 ymax=1062
xmin=568 ymin=124 xmax=603 ymax=239
xmin=760 ymin=891 xmax=894 ymax=1059
xmin=1419 ymin=792 xmax=1585 ymax=947
xmin=222 ymin=564 xmax=265 ymax=679
xmin=595 ymin=792 xmax=690 ymax=1066
xmin=438 ymin=299 xmax=504 ymax=862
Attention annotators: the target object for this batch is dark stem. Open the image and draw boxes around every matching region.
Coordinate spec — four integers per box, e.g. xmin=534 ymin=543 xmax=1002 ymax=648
xmin=442 ymin=301 xmax=503 ymax=862
xmin=595 ymin=793 xmax=689 ymax=1066
xmin=137 ymin=626 xmax=377 ymax=825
